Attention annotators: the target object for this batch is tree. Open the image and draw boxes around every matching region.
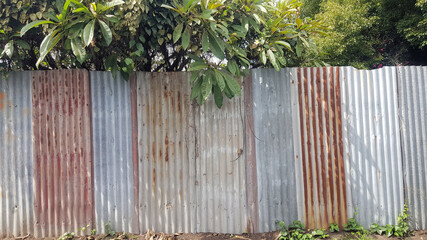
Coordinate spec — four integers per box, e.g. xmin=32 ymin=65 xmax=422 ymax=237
xmin=302 ymin=0 xmax=427 ymax=68
xmin=0 ymin=0 xmax=325 ymax=107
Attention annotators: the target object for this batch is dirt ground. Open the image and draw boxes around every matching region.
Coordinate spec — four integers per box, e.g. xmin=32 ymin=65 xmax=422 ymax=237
xmin=4 ymin=230 xmax=427 ymax=240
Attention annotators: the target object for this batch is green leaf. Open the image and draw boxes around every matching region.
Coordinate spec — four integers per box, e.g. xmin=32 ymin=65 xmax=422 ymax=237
xmin=227 ymin=60 xmax=238 ymax=75
xmin=184 ymin=0 xmax=199 ymax=12
xmin=173 ymin=23 xmax=183 ymax=43
xmin=295 ymin=41 xmax=302 ymax=57
xmin=98 ymin=20 xmax=112 ymax=45
xmin=2 ymin=41 xmax=14 ymax=58
xmin=188 ymin=61 xmax=208 ymax=71
xmin=274 ymin=41 xmax=293 ymax=52
xmin=201 ymin=74 xmax=212 ymax=100
xmin=296 ymin=18 xmax=302 ymax=28
xmin=104 ymin=14 xmax=119 ymax=23
xmin=101 ymin=0 xmax=125 ymax=12
xmin=83 ymin=20 xmax=95 ymax=47
xmin=20 ymin=20 xmax=55 ymax=37
xmin=217 ymin=24 xmax=230 ymax=40
xmin=105 ymin=54 xmax=118 ymax=78
xmin=202 ymin=31 xmax=209 ymax=53
xmin=260 ymin=50 xmax=267 ymax=65
xmin=267 ymin=49 xmax=279 ymax=71
xmin=214 ymin=70 xmax=225 ymax=91
xmin=221 ymin=72 xmax=241 ymax=96
xmin=56 ymin=0 xmax=65 ymax=12
xmin=223 ymin=85 xmax=234 ymax=99
xmin=62 ymin=0 xmax=72 ymax=19
xmin=208 ymin=31 xmax=225 ymax=59
xmin=182 ymin=27 xmax=190 ymax=50
xmin=213 ymin=85 xmax=223 ymax=108
xmin=71 ymin=37 xmax=86 ymax=63
xmin=125 ymin=57 xmax=134 ymax=66
xmin=190 ymin=70 xmax=201 ymax=84
xmin=36 ymin=29 xmax=63 ymax=67
xmin=15 ymin=40 xmax=30 ymax=50
xmin=191 ymin=79 xmax=203 ymax=100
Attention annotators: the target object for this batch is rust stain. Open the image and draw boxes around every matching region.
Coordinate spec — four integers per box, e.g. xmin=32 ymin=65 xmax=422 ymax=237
xmin=152 ymin=168 xmax=156 ymax=196
xmin=297 ymin=69 xmax=310 ymax=228
xmin=32 ymin=70 xmax=94 ymax=236
xmin=152 ymin=142 xmax=156 ymax=164
xmin=310 ymin=68 xmax=323 ymax=228
xmin=165 ymin=135 xmax=169 ymax=162
xmin=177 ymin=91 xmax=181 ymax=113
xmin=298 ymin=67 xmax=348 ymax=229
xmin=0 ymin=92 xmax=5 ymax=100
xmin=317 ymin=68 xmax=328 ymax=226
xmin=0 ymin=102 xmax=4 ymax=110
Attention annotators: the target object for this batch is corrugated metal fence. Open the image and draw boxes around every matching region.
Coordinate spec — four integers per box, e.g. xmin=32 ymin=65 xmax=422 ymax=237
xmin=0 ymin=66 xmax=426 ymax=237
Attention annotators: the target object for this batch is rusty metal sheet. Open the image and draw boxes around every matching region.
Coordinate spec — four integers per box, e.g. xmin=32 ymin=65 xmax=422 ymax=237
xmin=397 ymin=66 xmax=427 ymax=230
xmin=135 ymin=72 xmax=197 ymax=233
xmin=243 ymin=72 xmax=259 ymax=233
xmin=340 ymin=67 xmax=404 ymax=227
xmin=90 ymin=72 xmax=136 ymax=233
xmin=32 ymin=70 xmax=94 ymax=237
xmin=251 ymin=68 xmax=299 ymax=232
xmin=296 ymin=67 xmax=348 ymax=229
xmin=0 ymin=71 xmax=34 ymax=238
xmin=194 ymin=77 xmax=247 ymax=234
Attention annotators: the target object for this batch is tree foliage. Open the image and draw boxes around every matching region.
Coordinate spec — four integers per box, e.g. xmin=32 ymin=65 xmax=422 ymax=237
xmin=302 ymin=0 xmax=427 ymax=68
xmin=0 ymin=0 xmax=325 ymax=107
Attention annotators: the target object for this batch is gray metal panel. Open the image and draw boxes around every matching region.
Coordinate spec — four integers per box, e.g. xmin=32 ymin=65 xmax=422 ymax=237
xmin=135 ymin=72 xmax=197 ymax=233
xmin=0 ymin=71 xmax=34 ymax=237
xmin=194 ymin=81 xmax=247 ymax=234
xmin=251 ymin=68 xmax=298 ymax=232
xmin=90 ymin=72 xmax=136 ymax=233
xmin=397 ymin=66 xmax=427 ymax=230
xmin=341 ymin=67 xmax=404 ymax=227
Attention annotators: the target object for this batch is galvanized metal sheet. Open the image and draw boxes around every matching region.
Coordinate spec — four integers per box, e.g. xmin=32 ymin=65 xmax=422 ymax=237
xmin=90 ymin=72 xmax=136 ymax=233
xmin=397 ymin=66 xmax=427 ymax=230
xmin=135 ymin=72 xmax=197 ymax=233
xmin=340 ymin=67 xmax=404 ymax=227
xmin=296 ymin=67 xmax=348 ymax=229
xmin=0 ymin=71 xmax=34 ymax=238
xmin=243 ymin=73 xmax=260 ymax=233
xmin=194 ymin=77 xmax=247 ymax=234
xmin=32 ymin=70 xmax=94 ymax=237
xmin=251 ymin=68 xmax=299 ymax=232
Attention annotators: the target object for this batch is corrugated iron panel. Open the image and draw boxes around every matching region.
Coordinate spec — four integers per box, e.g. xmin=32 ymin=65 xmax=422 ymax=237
xmin=341 ymin=67 xmax=404 ymax=227
xmin=296 ymin=67 xmax=348 ymax=229
xmin=32 ymin=70 xmax=94 ymax=237
xmin=397 ymin=66 xmax=427 ymax=230
xmin=194 ymin=78 xmax=247 ymax=234
xmin=243 ymin=73 xmax=260 ymax=233
xmin=90 ymin=72 xmax=136 ymax=233
xmin=251 ymin=68 xmax=300 ymax=232
xmin=135 ymin=72 xmax=197 ymax=233
xmin=0 ymin=72 xmax=34 ymax=238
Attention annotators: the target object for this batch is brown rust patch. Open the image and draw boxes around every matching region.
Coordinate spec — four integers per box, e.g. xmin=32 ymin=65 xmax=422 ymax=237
xmin=0 ymin=92 xmax=5 ymax=100
xmin=165 ymin=135 xmax=170 ymax=162
xmin=152 ymin=168 xmax=156 ymax=195
xmin=0 ymin=102 xmax=4 ymax=110
xmin=297 ymin=68 xmax=310 ymax=228
xmin=177 ymin=91 xmax=181 ymax=113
